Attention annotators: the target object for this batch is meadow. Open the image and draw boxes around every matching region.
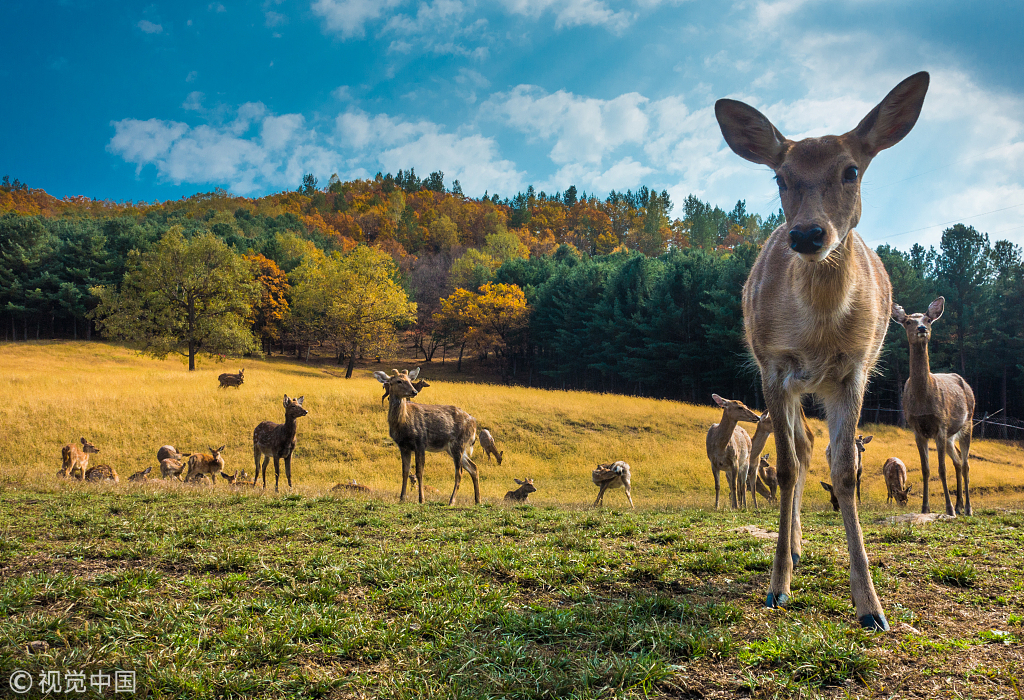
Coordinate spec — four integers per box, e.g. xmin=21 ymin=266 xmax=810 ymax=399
xmin=1 ymin=342 xmax=1023 ymax=699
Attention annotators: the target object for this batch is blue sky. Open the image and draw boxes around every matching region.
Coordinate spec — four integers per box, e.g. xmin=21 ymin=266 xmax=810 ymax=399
xmin=2 ymin=0 xmax=1023 ymax=249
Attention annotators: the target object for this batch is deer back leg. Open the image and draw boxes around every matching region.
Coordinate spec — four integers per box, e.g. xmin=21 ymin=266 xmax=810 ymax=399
xmin=935 ymin=438 xmax=955 ymax=516
xmin=260 ymin=455 xmax=270 ymax=489
xmin=252 ymin=446 xmax=261 ymax=484
xmin=728 ymin=466 xmax=739 ymax=510
xmin=462 ymin=454 xmax=481 ymax=504
xmin=762 ymin=381 xmax=803 ymax=610
xmin=957 ymin=427 xmax=972 ymax=516
xmin=415 ymin=450 xmax=426 ymax=504
xmin=748 ymin=465 xmax=759 ymax=509
xmin=399 ymin=450 xmax=412 ymax=502
xmin=273 ymin=456 xmax=281 ymax=493
xmin=624 ymin=480 xmax=634 ymax=508
xmin=713 ymin=466 xmax=721 ymax=510
xmin=594 ymin=481 xmax=610 ymax=507
xmin=448 ymin=452 xmax=462 ymax=507
xmin=915 ymin=433 xmax=931 ymax=513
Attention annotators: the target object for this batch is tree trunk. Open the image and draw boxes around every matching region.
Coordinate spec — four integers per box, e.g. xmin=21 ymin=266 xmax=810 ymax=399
xmin=187 ymin=295 xmax=197 ymax=370
xmin=1001 ymin=365 xmax=1009 ymax=440
xmin=457 ymin=342 xmax=466 ymax=372
xmin=345 ymin=343 xmax=357 ymax=378
xmin=188 ymin=341 xmax=196 ymax=371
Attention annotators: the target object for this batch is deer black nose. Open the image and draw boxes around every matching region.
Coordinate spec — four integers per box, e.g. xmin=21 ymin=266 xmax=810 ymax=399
xmin=789 ymin=226 xmax=825 ymax=254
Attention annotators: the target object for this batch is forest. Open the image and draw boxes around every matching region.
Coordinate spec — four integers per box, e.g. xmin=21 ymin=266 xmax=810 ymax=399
xmin=1 ymin=171 xmax=1022 ymax=435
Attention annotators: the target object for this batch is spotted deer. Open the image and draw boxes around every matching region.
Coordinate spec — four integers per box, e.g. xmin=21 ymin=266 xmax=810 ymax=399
xmin=592 ymin=461 xmax=633 ymax=508
xmin=479 ymin=429 xmax=504 ymax=465
xmin=706 ymin=394 xmax=760 ymax=509
xmin=893 ymin=297 xmax=975 ymax=515
xmin=127 ymin=466 xmax=152 ymax=482
xmin=218 ymin=369 xmax=244 ymax=389
xmin=373 ymin=368 xmax=481 ymax=506
xmin=253 ymin=395 xmax=308 ymax=491
xmin=332 ymin=480 xmax=371 ymax=494
xmin=84 ymin=464 xmax=119 ymax=483
xmin=746 ymin=411 xmax=773 ymax=508
xmin=184 ymin=446 xmax=226 ymax=484
xmin=716 ymin=71 xmax=930 ymax=630
xmin=825 ymin=434 xmax=873 ymax=503
xmin=59 ymin=438 xmax=99 ymax=480
xmin=504 ymin=478 xmax=536 ymax=502
xmin=882 ymin=457 xmax=912 ymax=506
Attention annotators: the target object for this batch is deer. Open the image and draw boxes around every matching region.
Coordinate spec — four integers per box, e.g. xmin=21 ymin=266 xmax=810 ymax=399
xmin=160 ymin=458 xmax=186 ymax=480
xmin=825 ymin=434 xmax=873 ymax=503
xmin=706 ymin=394 xmax=760 ymax=509
xmin=220 ymin=470 xmax=252 ymax=486
xmin=479 ymin=429 xmax=504 ymax=465
xmin=218 ymin=369 xmax=244 ymax=389
xmin=127 ymin=466 xmax=152 ymax=482
xmin=882 ymin=457 xmax=912 ymax=506
xmin=157 ymin=445 xmax=190 ymax=463
xmin=59 ymin=438 xmax=99 ymax=480
xmin=754 ymin=455 xmax=778 ymax=505
xmin=716 ymin=71 xmax=930 ymax=631
xmin=592 ymin=461 xmax=633 ymax=508
xmin=84 ymin=464 xmax=119 ymax=483
xmin=252 ymin=395 xmax=308 ymax=491
xmin=373 ymin=368 xmax=482 ymax=506
xmin=746 ymin=411 xmax=773 ymax=508
xmin=892 ymin=297 xmax=975 ymax=516
xmin=504 ymin=478 xmax=536 ymax=503
xmin=332 ymin=480 xmax=371 ymax=494
xmin=184 ymin=446 xmax=226 ymax=484
xmin=406 ymin=474 xmax=441 ymax=495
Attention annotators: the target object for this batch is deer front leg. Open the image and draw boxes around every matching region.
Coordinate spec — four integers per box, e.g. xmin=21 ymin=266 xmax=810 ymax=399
xmin=789 ymin=410 xmax=813 ymax=567
xmin=762 ymin=385 xmax=801 ymax=610
xmin=399 ymin=450 xmax=412 ymax=502
xmin=712 ymin=466 xmax=721 ymax=510
xmin=946 ymin=436 xmax=964 ymax=515
xmin=748 ymin=466 xmax=759 ymax=509
xmin=935 ymin=438 xmax=955 ymax=516
xmin=415 ymin=450 xmax=425 ymax=504
xmin=273 ymin=456 xmax=281 ymax=493
xmin=729 ymin=466 xmax=739 ymax=510
xmin=915 ymin=434 xmax=931 ymax=513
xmin=284 ymin=455 xmax=292 ymax=489
xmin=958 ymin=429 xmax=972 ymax=516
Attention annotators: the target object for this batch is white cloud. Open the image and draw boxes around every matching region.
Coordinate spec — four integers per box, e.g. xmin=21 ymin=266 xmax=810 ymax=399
xmin=182 ymin=91 xmax=205 ymax=111
xmin=265 ymin=10 xmax=287 ymax=26
xmin=331 ymin=85 xmax=353 ymax=101
xmin=185 ymin=70 xmax=198 ymax=83
xmin=137 ymin=19 xmax=163 ymax=34
xmin=312 ymin=0 xmax=406 ymax=39
xmin=498 ymin=0 xmax=632 ymax=31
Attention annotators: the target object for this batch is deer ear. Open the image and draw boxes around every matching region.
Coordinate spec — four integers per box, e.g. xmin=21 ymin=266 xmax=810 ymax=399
xmin=408 ymin=367 xmax=421 ymax=380
xmin=296 ymin=396 xmax=304 ymax=405
xmin=373 ymin=371 xmax=390 ymax=384
xmin=862 ymin=435 xmax=873 ymax=444
xmin=81 ymin=437 xmax=87 ymax=445
xmin=820 ymin=481 xmax=833 ymax=493
xmin=515 ymin=479 xmax=524 ymax=485
xmin=927 ymin=296 xmax=944 ymax=321
xmin=283 ymin=394 xmax=290 ymax=406
xmin=217 ymin=445 xmax=226 ymax=452
xmin=851 ymin=72 xmax=929 ymax=157
xmin=891 ymin=303 xmax=908 ymax=324
xmin=712 ymin=394 xmax=726 ymax=407
xmin=715 ymin=98 xmax=789 ymax=168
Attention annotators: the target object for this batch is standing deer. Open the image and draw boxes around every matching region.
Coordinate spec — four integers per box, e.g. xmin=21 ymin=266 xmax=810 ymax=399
xmin=716 ymin=71 xmax=930 ymax=630
xmin=218 ymin=369 xmax=244 ymax=388
xmin=478 ymin=428 xmax=504 ymax=465
xmin=59 ymin=438 xmax=99 ymax=480
xmin=892 ymin=297 xmax=975 ymax=515
xmin=882 ymin=457 xmax=912 ymax=506
xmin=184 ymin=446 xmax=226 ymax=484
xmin=592 ymin=461 xmax=634 ymax=508
xmin=373 ymin=368 xmax=481 ymax=506
xmin=746 ymin=411 xmax=773 ymax=507
xmin=706 ymin=394 xmax=760 ymax=509
xmin=825 ymin=434 xmax=873 ymax=503
xmin=253 ymin=395 xmax=308 ymax=491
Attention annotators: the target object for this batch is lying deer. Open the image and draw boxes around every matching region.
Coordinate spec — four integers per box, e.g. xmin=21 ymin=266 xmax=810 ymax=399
xmin=716 ymin=71 xmax=930 ymax=630
xmin=220 ymin=470 xmax=252 ymax=486
xmin=59 ymin=437 xmax=99 ymax=480
xmin=479 ymin=428 xmax=504 ymax=465
xmin=504 ymin=478 xmax=536 ymax=503
xmin=253 ymin=395 xmax=308 ymax=491
xmin=706 ymin=394 xmax=760 ymax=509
xmin=184 ymin=446 xmax=226 ymax=484
xmin=893 ymin=297 xmax=975 ymax=515
xmin=374 ymin=368 xmax=481 ymax=505
xmin=754 ymin=455 xmax=778 ymax=506
xmin=218 ymin=369 xmax=244 ymax=389
xmin=84 ymin=464 xmax=119 ymax=483
xmin=746 ymin=411 xmax=773 ymax=508
xmin=882 ymin=457 xmax=912 ymax=507
xmin=592 ymin=461 xmax=633 ymax=508
xmin=127 ymin=466 xmax=152 ymax=482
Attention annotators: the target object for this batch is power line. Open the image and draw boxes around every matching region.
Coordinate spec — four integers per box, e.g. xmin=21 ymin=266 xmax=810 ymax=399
xmin=864 ymin=202 xmax=1024 ymax=244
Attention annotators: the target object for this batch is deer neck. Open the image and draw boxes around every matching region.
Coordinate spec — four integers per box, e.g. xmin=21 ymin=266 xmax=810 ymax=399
xmin=907 ymin=339 xmax=934 ymax=394
xmin=282 ymin=411 xmax=300 ymax=439
xmin=793 ymin=232 xmax=857 ymax=314
xmin=750 ymin=423 xmax=771 ymax=459
xmin=711 ymin=412 xmax=741 ymax=451
xmin=387 ymin=393 xmax=412 ymax=429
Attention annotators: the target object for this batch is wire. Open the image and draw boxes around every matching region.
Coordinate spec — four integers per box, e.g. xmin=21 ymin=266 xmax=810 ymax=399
xmin=864 ymin=202 xmax=1024 ymax=244
xmin=862 ymin=143 xmax=1018 ymax=192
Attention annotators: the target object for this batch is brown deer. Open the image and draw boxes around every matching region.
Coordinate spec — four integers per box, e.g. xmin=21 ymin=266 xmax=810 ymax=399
xmin=184 ymin=446 xmax=226 ymax=484
xmin=882 ymin=457 xmax=912 ymax=506
xmin=218 ymin=369 xmax=244 ymax=389
xmin=127 ymin=466 xmax=152 ymax=482
xmin=592 ymin=461 xmax=633 ymax=508
xmin=59 ymin=438 xmax=99 ymax=480
xmin=253 ymin=395 xmax=308 ymax=491
xmin=479 ymin=428 xmax=504 ymax=464
xmin=157 ymin=445 xmax=190 ymax=462
xmin=504 ymin=478 xmax=536 ymax=502
xmin=716 ymin=71 xmax=930 ymax=631
xmin=84 ymin=464 xmax=119 ymax=483
xmin=706 ymin=394 xmax=760 ymax=509
xmin=754 ymin=455 xmax=778 ymax=505
xmin=825 ymin=434 xmax=873 ymax=503
xmin=220 ymin=470 xmax=252 ymax=486
xmin=746 ymin=411 xmax=773 ymax=507
xmin=160 ymin=458 xmax=186 ymax=480
xmin=892 ymin=297 xmax=975 ymax=515
xmin=373 ymin=368 xmax=481 ymax=506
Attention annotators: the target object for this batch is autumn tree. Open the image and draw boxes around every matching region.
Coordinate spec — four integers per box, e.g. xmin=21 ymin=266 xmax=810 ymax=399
xmin=469 ymin=282 xmax=530 ymax=379
xmin=244 ymin=252 xmax=290 ymax=355
xmin=433 ymin=287 xmax=478 ymax=371
xmin=91 ymin=228 xmax=259 ymax=370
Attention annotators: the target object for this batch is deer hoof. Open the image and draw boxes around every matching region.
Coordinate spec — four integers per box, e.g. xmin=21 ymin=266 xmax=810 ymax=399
xmin=858 ymin=613 xmax=890 ymax=632
xmin=791 ymin=553 xmax=800 ymax=568
xmin=765 ymin=592 xmax=789 ymax=608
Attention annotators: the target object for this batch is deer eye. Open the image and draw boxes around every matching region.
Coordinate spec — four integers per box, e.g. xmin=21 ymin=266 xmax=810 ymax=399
xmin=775 ymin=174 xmax=787 ymax=193
xmin=843 ymin=165 xmax=858 ymax=183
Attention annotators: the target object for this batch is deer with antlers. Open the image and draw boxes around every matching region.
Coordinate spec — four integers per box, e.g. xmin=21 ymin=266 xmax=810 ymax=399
xmin=892 ymin=297 xmax=975 ymax=515
xmin=716 ymin=71 xmax=930 ymax=630
xmin=706 ymin=394 xmax=760 ymax=509
xmin=374 ymin=368 xmax=481 ymax=506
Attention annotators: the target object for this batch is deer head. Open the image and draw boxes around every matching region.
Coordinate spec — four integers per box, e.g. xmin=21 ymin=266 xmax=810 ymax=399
xmin=80 ymin=437 xmax=99 ymax=454
xmin=892 ymin=296 xmax=944 ymax=345
xmin=893 ymin=484 xmax=912 ymax=507
xmin=715 ymin=72 xmax=929 ymax=262
xmin=374 ymin=368 xmax=422 ymax=403
xmin=283 ymin=394 xmax=308 ymax=419
xmin=712 ymin=394 xmax=760 ymax=423
xmin=514 ymin=478 xmax=536 ymax=494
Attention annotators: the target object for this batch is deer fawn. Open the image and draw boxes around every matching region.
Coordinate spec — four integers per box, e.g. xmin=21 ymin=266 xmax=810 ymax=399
xmin=220 ymin=470 xmax=252 ymax=486
xmin=754 ymin=455 xmax=778 ymax=505
xmin=253 ymin=395 xmax=308 ymax=491
xmin=84 ymin=464 xmax=119 ymax=483
xmin=127 ymin=466 xmax=152 ymax=482
xmin=716 ymin=71 xmax=930 ymax=630
xmin=592 ymin=461 xmax=633 ymax=508
xmin=706 ymin=394 xmax=760 ymax=509
xmin=893 ymin=297 xmax=975 ymax=516
xmin=184 ymin=446 xmax=226 ymax=484
xmin=374 ymin=368 xmax=482 ymax=506
xmin=746 ymin=410 xmax=773 ymax=508
xmin=59 ymin=437 xmax=99 ymax=480
xmin=882 ymin=457 xmax=912 ymax=507
xmin=479 ymin=429 xmax=504 ymax=465
xmin=504 ymin=478 xmax=536 ymax=503
xmin=825 ymin=434 xmax=873 ymax=503
xmin=218 ymin=369 xmax=244 ymax=389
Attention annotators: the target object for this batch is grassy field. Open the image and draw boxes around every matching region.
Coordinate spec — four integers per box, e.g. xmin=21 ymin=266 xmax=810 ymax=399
xmin=1 ymin=342 xmax=1023 ymax=699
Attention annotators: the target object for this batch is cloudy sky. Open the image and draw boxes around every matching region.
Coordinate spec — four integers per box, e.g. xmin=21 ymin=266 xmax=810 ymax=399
xmin=3 ymin=0 xmax=1023 ymax=249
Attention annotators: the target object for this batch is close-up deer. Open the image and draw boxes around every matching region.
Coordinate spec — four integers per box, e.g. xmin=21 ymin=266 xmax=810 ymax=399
xmin=253 ymin=395 xmax=308 ymax=491
xmin=373 ymin=368 xmax=482 ymax=506
xmin=706 ymin=394 xmax=760 ymax=509
xmin=882 ymin=457 xmax=912 ymax=507
xmin=184 ymin=446 xmax=226 ymax=484
xmin=218 ymin=369 xmax=244 ymax=389
xmin=892 ymin=297 xmax=975 ymax=515
xmin=59 ymin=437 xmax=99 ymax=480
xmin=592 ymin=461 xmax=633 ymax=508
xmin=716 ymin=71 xmax=930 ymax=630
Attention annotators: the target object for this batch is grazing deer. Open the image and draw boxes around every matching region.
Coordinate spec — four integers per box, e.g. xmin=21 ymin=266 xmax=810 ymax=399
xmin=220 ymin=470 xmax=252 ymax=486
xmin=882 ymin=457 xmax=912 ymax=507
xmin=127 ymin=466 xmax=152 ymax=482
xmin=716 ymin=71 xmax=930 ymax=630
xmin=754 ymin=455 xmax=778 ymax=505
xmin=160 ymin=458 xmax=186 ymax=480
xmin=746 ymin=411 xmax=774 ymax=507
xmin=504 ymin=478 xmax=536 ymax=502
xmin=592 ymin=461 xmax=633 ymax=508
xmin=374 ymin=368 xmax=481 ymax=505
xmin=479 ymin=428 xmax=504 ymax=465
xmin=252 ymin=395 xmax=308 ymax=491
xmin=184 ymin=446 xmax=226 ymax=484
xmin=59 ymin=437 xmax=99 ymax=480
xmin=218 ymin=369 xmax=244 ymax=389
xmin=84 ymin=464 xmax=119 ymax=483
xmin=892 ymin=297 xmax=975 ymax=516
xmin=157 ymin=445 xmax=190 ymax=463
xmin=825 ymin=434 xmax=873 ymax=503
xmin=706 ymin=394 xmax=760 ymax=509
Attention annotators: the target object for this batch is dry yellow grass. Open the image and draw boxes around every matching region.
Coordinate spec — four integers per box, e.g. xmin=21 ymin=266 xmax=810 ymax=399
xmin=2 ymin=341 xmax=1022 ymax=510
